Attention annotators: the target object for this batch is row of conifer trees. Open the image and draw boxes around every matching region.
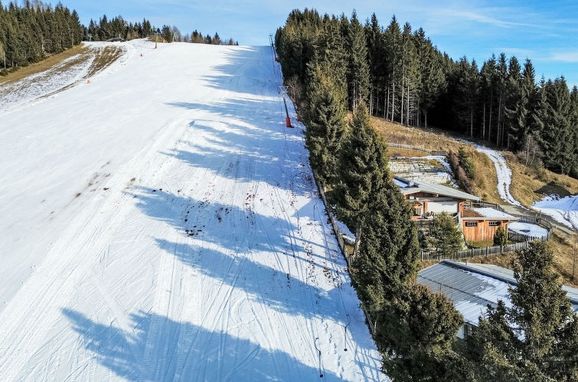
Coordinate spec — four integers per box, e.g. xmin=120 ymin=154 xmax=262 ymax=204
xmin=0 ymin=1 xmax=83 ymax=71
xmin=276 ymin=9 xmax=578 ymax=381
xmin=85 ymin=17 xmax=238 ymax=46
xmin=0 ymin=2 xmax=238 ymax=75
xmin=275 ymin=9 xmax=578 ymax=177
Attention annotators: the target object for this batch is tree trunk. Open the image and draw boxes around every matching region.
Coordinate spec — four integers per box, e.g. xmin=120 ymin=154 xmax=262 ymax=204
xmin=369 ymin=89 xmax=373 ymax=115
xmin=482 ymin=103 xmax=486 ymax=141
xmin=406 ymin=83 xmax=410 ymax=126
xmin=384 ymin=86 xmax=388 ymax=119
xmin=353 ymin=226 xmax=363 ymax=260
xmin=391 ymin=81 xmax=396 ymax=122
xmin=470 ymin=108 xmax=474 ymax=138
xmin=489 ymin=94 xmax=493 ymax=143
xmin=401 ymin=77 xmax=405 ymax=125
xmin=497 ymin=93 xmax=503 ymax=146
xmin=424 ymin=110 xmax=428 ymax=128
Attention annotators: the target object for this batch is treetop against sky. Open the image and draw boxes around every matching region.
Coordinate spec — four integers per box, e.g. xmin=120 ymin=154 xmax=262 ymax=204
xmin=53 ymin=0 xmax=578 ymax=86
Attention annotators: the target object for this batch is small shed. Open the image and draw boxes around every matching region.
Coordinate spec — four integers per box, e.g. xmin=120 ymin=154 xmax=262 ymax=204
xmin=461 ymin=207 xmax=517 ymax=243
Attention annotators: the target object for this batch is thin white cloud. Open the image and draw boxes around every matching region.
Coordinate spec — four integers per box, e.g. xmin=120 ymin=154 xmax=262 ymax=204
xmin=549 ymin=52 xmax=578 ymax=63
xmin=436 ymin=8 xmax=535 ymax=29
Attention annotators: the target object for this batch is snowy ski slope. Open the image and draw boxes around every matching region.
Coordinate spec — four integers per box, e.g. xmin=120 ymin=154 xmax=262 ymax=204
xmin=0 ymin=40 xmax=384 ymax=381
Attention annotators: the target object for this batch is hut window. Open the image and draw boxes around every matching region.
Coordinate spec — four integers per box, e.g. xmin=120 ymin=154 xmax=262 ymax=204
xmin=489 ymin=221 xmax=500 ymax=227
xmin=465 ymin=222 xmax=478 ymax=227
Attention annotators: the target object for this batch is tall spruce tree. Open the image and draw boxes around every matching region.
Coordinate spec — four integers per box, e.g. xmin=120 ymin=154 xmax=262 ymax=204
xmin=428 ymin=213 xmax=463 ymax=258
xmin=304 ymin=61 xmax=348 ymax=186
xmin=335 ymin=103 xmax=387 ymax=255
xmin=466 ymin=241 xmax=578 ymax=381
xmin=383 ymin=16 xmax=402 ymax=122
xmin=504 ymin=56 xmax=524 ymax=149
xmin=377 ymin=284 xmax=466 ymax=382
xmin=365 ymin=13 xmax=385 ymax=116
xmin=345 ymin=11 xmax=370 ymax=109
xmin=415 ymin=28 xmax=446 ymax=128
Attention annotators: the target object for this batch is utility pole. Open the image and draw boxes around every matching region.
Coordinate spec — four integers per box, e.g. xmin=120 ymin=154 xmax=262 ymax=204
xmin=155 ymin=28 xmax=161 ymax=49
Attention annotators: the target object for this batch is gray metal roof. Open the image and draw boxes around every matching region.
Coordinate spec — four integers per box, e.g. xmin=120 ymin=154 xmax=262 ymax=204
xmin=418 ymin=260 xmax=578 ymax=326
xmin=394 ymin=177 xmax=480 ymax=202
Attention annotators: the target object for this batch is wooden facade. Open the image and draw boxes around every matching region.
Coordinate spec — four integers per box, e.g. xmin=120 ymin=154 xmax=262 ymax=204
xmin=394 ymin=177 xmax=514 ymax=244
xmin=461 ymin=219 xmax=509 ymax=243
xmin=460 ymin=208 xmax=515 ymax=243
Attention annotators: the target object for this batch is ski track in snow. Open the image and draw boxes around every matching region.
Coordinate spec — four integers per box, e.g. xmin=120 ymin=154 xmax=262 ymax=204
xmin=0 ymin=40 xmax=385 ymax=381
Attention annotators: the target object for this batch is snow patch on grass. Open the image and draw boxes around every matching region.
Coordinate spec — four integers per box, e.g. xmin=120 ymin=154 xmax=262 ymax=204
xmin=533 ymin=195 xmax=578 ymax=230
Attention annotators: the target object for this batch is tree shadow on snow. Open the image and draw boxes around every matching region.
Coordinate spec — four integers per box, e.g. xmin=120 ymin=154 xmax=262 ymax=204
xmin=63 ymin=308 xmax=342 ymax=381
xmin=163 ymin=46 xmax=310 ymax=197
xmin=198 ymin=46 xmax=280 ymax=95
xmin=163 ymin=100 xmax=311 ymax=197
xmin=130 ymin=186 xmax=309 ymax=256
xmin=154 ymin=238 xmax=347 ymax=322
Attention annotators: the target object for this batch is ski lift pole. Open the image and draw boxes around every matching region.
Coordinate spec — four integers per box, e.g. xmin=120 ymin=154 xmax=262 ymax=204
xmin=283 ymin=97 xmax=292 ymax=128
xmin=155 ymin=28 xmax=160 ymax=49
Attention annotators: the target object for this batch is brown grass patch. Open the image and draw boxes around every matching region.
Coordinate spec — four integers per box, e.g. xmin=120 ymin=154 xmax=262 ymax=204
xmin=549 ymin=232 xmax=578 ymax=286
xmin=506 ymin=152 xmax=578 ymax=206
xmin=372 ymin=117 xmax=502 ymax=204
xmin=387 ymin=147 xmax=429 ymax=158
xmin=86 ymin=46 xmax=123 ymax=77
xmin=0 ymin=45 xmax=88 ymax=85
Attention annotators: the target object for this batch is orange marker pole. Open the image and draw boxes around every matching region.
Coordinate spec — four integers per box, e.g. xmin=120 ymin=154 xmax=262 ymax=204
xmin=283 ymin=97 xmax=293 ymax=128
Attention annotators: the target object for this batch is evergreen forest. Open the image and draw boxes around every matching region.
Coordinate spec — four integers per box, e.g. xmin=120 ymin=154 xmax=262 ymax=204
xmin=275 ymin=9 xmax=578 ymax=177
xmin=0 ymin=1 xmax=237 ymax=75
xmin=276 ymin=9 xmax=578 ymax=381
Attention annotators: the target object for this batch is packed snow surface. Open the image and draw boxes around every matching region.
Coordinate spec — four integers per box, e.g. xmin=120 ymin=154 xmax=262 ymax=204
xmin=533 ymin=195 xmax=578 ymax=230
xmin=0 ymin=55 xmax=92 ymax=113
xmin=0 ymin=40 xmax=384 ymax=381
xmin=508 ymin=222 xmax=549 ymax=239
xmin=474 ymin=145 xmax=522 ymax=206
xmin=470 ymin=207 xmax=516 ymax=220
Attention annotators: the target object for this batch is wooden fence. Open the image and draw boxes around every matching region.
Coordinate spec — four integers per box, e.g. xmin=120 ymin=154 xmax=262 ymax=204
xmin=422 ymin=239 xmax=542 ymax=261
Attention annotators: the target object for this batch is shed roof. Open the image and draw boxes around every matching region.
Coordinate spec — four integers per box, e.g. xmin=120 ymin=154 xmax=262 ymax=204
xmin=394 ymin=177 xmax=480 ymax=202
xmin=418 ymin=260 xmax=578 ymax=326
xmin=461 ymin=207 xmax=518 ymax=221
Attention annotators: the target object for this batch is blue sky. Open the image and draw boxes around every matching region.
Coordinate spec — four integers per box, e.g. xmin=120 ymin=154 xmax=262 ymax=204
xmin=56 ymin=0 xmax=578 ymax=86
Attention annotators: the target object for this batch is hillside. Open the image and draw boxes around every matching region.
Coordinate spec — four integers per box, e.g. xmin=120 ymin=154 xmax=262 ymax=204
xmin=0 ymin=40 xmax=383 ymax=381
xmin=372 ymin=117 xmax=578 ymax=283
xmin=373 ymin=117 xmax=578 ymax=207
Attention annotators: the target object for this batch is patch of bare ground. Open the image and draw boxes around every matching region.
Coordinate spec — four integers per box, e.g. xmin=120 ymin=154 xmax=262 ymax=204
xmin=0 ymin=45 xmax=88 ymax=85
xmin=40 ymin=46 xmax=124 ymax=98
xmin=86 ymin=46 xmax=123 ymax=77
xmin=506 ymin=152 xmax=578 ymax=206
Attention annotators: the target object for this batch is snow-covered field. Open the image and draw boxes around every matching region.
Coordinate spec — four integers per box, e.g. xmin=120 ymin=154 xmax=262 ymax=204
xmin=508 ymin=221 xmax=549 ymax=239
xmin=534 ymin=195 xmax=578 ymax=230
xmin=0 ymin=40 xmax=383 ymax=381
